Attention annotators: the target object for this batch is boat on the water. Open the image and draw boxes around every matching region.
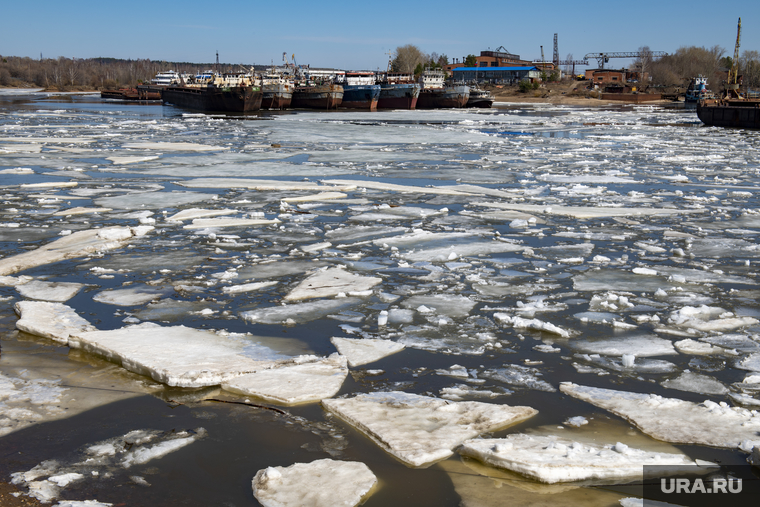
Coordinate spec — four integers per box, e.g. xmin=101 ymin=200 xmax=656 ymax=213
xmin=162 ymin=71 xmax=263 ymax=112
xmin=416 ymin=69 xmax=469 ymax=109
xmin=339 ymin=72 xmax=380 ymax=110
xmin=465 ymin=87 xmax=494 ymax=108
xmin=291 ymin=83 xmax=343 ymax=109
xmin=261 ymin=70 xmax=294 ymax=109
xmin=696 ymin=98 xmax=760 ymax=128
xmin=684 ymin=76 xmax=714 ymax=103
xmin=376 ymin=73 xmax=419 ymax=110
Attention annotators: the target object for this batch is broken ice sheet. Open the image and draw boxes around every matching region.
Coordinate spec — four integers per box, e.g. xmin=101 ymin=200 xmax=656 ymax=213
xmin=663 ymin=305 xmax=760 ymax=334
xmin=252 ymin=459 xmax=376 ymax=507
xmin=660 ymin=371 xmax=729 ymax=395
xmin=221 ymin=355 xmax=347 ymax=406
xmin=284 ymin=267 xmax=382 ymax=301
xmin=0 ymin=226 xmax=153 ymax=276
xmin=567 ymin=334 xmax=677 ymax=357
xmin=14 ymin=279 xmax=85 ymax=302
xmin=560 ymin=383 xmax=760 ymax=450
xmin=92 ymin=284 xmax=174 ymax=306
xmin=330 ymin=337 xmax=405 ymax=367
xmin=15 ymin=301 xmax=96 ymax=345
xmin=481 ymin=364 xmax=555 ymax=392
xmin=458 ymin=433 xmax=698 ymax=484
xmin=439 ymin=458 xmax=628 ymax=506
xmin=322 ymin=391 xmax=537 ymax=467
xmin=67 ymin=323 xmax=297 ymax=388
xmin=11 ymin=428 xmax=207 ymax=503
xmin=240 ymin=297 xmax=363 ymax=325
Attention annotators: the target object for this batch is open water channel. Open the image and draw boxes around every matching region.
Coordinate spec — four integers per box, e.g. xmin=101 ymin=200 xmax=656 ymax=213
xmin=1 ymin=90 xmax=759 ymax=506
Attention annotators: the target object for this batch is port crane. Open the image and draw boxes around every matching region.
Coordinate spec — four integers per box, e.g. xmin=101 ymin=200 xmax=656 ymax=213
xmin=726 ymin=17 xmax=742 ymax=98
xmin=583 ymin=51 xmax=668 ymax=69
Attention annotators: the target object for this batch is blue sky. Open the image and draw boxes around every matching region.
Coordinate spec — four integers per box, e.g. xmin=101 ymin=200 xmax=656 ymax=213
xmin=2 ymin=1 xmax=758 ymax=70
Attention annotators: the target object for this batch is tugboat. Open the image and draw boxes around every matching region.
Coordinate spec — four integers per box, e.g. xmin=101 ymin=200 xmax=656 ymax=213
xmin=684 ymin=76 xmax=714 ymax=103
xmin=416 ymin=68 xmax=469 ymax=109
xmin=465 ymin=87 xmax=494 ymax=108
xmin=339 ymin=72 xmax=380 ymax=110
xmin=162 ymin=71 xmax=263 ymax=112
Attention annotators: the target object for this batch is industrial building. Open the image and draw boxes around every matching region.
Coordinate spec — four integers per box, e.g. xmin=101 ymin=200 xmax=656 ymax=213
xmin=451 ymin=66 xmax=541 ymax=84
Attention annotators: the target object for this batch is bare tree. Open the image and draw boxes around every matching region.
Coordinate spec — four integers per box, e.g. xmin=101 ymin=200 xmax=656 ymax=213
xmin=740 ymin=49 xmax=760 ymax=90
xmin=649 ymin=45 xmax=725 ymax=88
xmin=392 ymin=45 xmax=426 ymax=74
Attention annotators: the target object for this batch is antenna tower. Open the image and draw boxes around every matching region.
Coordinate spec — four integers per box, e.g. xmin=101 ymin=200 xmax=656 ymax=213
xmin=553 ymin=33 xmax=559 ymax=70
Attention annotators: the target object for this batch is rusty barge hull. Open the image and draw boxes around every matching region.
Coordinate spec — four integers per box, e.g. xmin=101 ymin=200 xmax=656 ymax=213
xmin=416 ymin=86 xmax=469 ymax=109
xmin=697 ymin=99 xmax=760 ymax=129
xmin=291 ymin=85 xmax=343 ymax=109
xmin=261 ymin=83 xmax=293 ymax=109
xmin=377 ymin=83 xmax=419 ymax=110
xmin=162 ymin=86 xmax=263 ymax=112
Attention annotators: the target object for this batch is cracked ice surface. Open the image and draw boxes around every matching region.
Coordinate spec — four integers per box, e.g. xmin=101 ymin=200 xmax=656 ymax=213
xmin=322 ymin=391 xmax=537 ymax=466
xmin=459 ymin=434 xmax=697 ymax=484
xmin=561 ymin=383 xmax=760 ymax=450
xmin=4 ymin=98 xmax=760 ymax=504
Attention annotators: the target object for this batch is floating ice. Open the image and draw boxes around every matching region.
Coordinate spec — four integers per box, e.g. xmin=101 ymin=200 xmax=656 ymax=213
xmin=15 ymin=280 xmax=85 ymax=302
xmin=69 ymin=323 xmax=289 ymax=387
xmin=165 ymin=208 xmax=238 ymax=221
xmin=560 ymin=383 xmax=760 ymax=449
xmin=666 ymin=305 xmax=759 ymax=334
xmin=176 ymin=178 xmax=355 ymax=191
xmin=568 ymin=334 xmax=676 ymax=357
xmin=0 ymin=226 xmax=152 ymax=276
xmin=494 ymin=314 xmax=570 ymax=338
xmin=94 ymin=191 xmax=213 ymax=210
xmin=241 ymin=298 xmax=363 ymax=325
xmin=284 ymin=267 xmax=381 ymax=301
xmin=252 ymin=459 xmax=377 ymax=507
xmin=222 ymin=281 xmax=279 ymax=295
xmin=674 ymin=339 xmax=736 ymax=356
xmin=737 ymin=353 xmax=760 ymax=373
xmin=481 ymin=365 xmax=556 ymax=392
xmin=474 ymin=201 xmax=705 ymax=218
xmin=322 ymin=392 xmax=537 ymax=467
xmin=11 ymin=428 xmax=206 ymax=503
xmin=330 ymin=337 xmax=405 ymax=367
xmin=661 ymin=371 xmax=728 ymax=395
xmin=122 ymin=141 xmax=227 ymax=151
xmin=15 ymin=301 xmax=96 ymax=344
xmin=221 ymin=354 xmax=348 ymax=405
xmin=92 ymin=284 xmax=174 ymax=306
xmin=184 ymin=217 xmax=281 ymax=229
xmin=458 ymin=433 xmax=697 ymax=484
xmin=401 ymin=294 xmax=477 ymax=319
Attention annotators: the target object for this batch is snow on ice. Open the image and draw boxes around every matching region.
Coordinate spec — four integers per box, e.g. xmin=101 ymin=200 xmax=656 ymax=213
xmin=322 ymin=391 xmax=537 ymax=467
xmin=560 ymin=383 xmax=760 ymax=450
xmin=252 ymin=459 xmax=376 ymax=507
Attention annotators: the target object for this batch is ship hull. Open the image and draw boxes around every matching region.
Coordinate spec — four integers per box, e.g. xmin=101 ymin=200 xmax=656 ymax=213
xmin=339 ymin=84 xmax=380 ymax=110
xmin=466 ymin=91 xmax=494 ymax=108
xmin=291 ymin=84 xmax=343 ymax=109
xmin=416 ymin=85 xmax=469 ymax=109
xmin=697 ymin=99 xmax=760 ymax=129
xmin=377 ymin=83 xmax=419 ymax=109
xmin=261 ymin=83 xmax=293 ymax=109
xmin=162 ymin=85 xmax=263 ymax=112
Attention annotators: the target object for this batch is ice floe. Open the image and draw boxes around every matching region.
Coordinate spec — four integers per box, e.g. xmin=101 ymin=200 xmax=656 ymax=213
xmin=11 ymin=428 xmax=206 ymax=503
xmin=252 ymin=459 xmax=376 ymax=507
xmin=322 ymin=391 xmax=537 ymax=467
xmin=0 ymin=226 xmax=153 ymax=276
xmin=284 ymin=267 xmax=382 ymax=301
xmin=560 ymin=383 xmax=760 ymax=450
xmin=14 ymin=301 xmax=96 ymax=344
xmin=221 ymin=354 xmax=347 ymax=405
xmin=14 ymin=280 xmax=85 ymax=302
xmin=458 ymin=433 xmax=698 ymax=483
xmin=330 ymin=337 xmax=405 ymax=367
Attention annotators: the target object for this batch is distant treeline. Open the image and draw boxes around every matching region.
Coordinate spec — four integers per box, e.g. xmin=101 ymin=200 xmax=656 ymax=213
xmin=0 ymin=55 xmax=249 ymax=90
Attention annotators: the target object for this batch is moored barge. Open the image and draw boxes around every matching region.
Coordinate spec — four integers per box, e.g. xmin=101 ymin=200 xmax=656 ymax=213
xmin=416 ymin=69 xmax=469 ymax=109
xmin=339 ymin=72 xmax=380 ymax=110
xmin=376 ymin=73 xmax=419 ymax=110
xmin=697 ymin=98 xmax=760 ymax=129
xmin=291 ymin=83 xmax=343 ymax=109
